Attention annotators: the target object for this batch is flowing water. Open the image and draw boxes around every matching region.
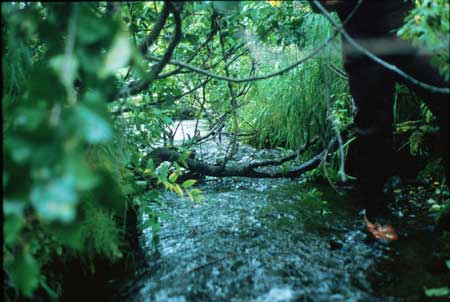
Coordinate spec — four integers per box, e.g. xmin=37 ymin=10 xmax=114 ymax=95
xmin=119 ymin=120 xmax=449 ymax=302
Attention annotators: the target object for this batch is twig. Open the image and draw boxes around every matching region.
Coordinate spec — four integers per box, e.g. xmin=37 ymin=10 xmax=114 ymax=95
xmin=218 ymin=19 xmax=240 ymax=167
xmin=157 ymin=24 xmax=218 ymax=79
xmin=327 ymin=62 xmax=348 ymax=80
xmin=187 ymin=257 xmax=226 ymax=273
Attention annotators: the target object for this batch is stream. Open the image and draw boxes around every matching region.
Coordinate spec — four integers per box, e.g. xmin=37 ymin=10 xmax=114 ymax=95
xmin=119 ymin=120 xmax=449 ymax=302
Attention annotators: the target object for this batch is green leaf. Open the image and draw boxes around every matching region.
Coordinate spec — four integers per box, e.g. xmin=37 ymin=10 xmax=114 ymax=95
xmin=157 ymin=163 xmax=169 ymax=183
xmin=77 ymin=5 xmax=114 ymax=45
xmin=135 ymin=180 xmax=147 ymax=187
xmin=49 ymin=54 xmax=79 ymax=88
xmin=13 ymin=104 xmax=48 ymax=132
xmin=51 ymin=223 xmax=84 ymax=250
xmin=212 ymin=1 xmax=241 ymax=14
xmin=100 ymin=32 xmax=131 ymax=78
xmin=76 ymin=104 xmax=112 ymax=144
xmin=141 ymin=220 xmax=154 ymax=230
xmin=30 ymin=178 xmax=78 ymax=223
xmin=189 ymin=188 xmax=202 ymax=196
xmin=429 ymin=204 xmax=442 ymax=212
xmin=64 ymin=155 xmax=99 ymax=190
xmin=8 ymin=251 xmax=40 ymax=297
xmin=4 ymin=214 xmax=25 ymax=245
xmin=3 ymin=171 xmax=8 ymax=189
xmin=146 ymin=158 xmax=155 ymax=170
xmin=172 ymin=184 xmax=184 ymax=196
xmin=179 ymin=159 xmax=189 ymax=169
xmin=3 ymin=199 xmax=26 ymax=215
xmin=187 ymin=191 xmax=194 ymax=201
xmin=168 ymin=172 xmax=178 ymax=183
xmin=426 ymin=198 xmax=437 ymax=205
xmin=39 ymin=277 xmax=58 ymax=300
xmin=155 ymin=211 xmax=173 ymax=221
xmin=424 ymin=287 xmax=450 ymax=297
xmin=122 ymin=184 xmax=136 ymax=195
xmin=179 ymin=150 xmax=192 ymax=162
xmin=151 ymin=222 xmax=161 ymax=233
xmin=182 ymin=179 xmax=197 ymax=189
xmin=27 ymin=65 xmax=65 ymax=103
xmin=5 ymin=136 xmax=33 ymax=164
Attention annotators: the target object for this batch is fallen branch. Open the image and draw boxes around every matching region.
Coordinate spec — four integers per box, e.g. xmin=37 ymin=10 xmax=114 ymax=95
xmin=148 ymin=146 xmax=326 ymax=178
xmin=148 ymin=134 xmax=326 ymax=179
xmin=146 ymin=123 xmax=353 ymax=179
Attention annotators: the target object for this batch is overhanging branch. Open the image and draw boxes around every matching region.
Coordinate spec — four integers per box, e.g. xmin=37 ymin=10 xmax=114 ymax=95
xmin=139 ymin=2 xmax=170 ymax=56
xmin=312 ymin=0 xmax=450 ymax=94
xmin=146 ymin=33 xmax=337 ymax=84
xmin=120 ymin=2 xmax=183 ymax=98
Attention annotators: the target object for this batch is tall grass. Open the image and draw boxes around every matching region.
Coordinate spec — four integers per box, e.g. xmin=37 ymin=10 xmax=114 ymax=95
xmin=240 ymin=13 xmax=350 ymax=149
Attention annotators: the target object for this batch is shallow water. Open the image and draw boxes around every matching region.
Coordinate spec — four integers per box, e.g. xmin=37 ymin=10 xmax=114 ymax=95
xmin=120 ymin=121 xmax=449 ymax=302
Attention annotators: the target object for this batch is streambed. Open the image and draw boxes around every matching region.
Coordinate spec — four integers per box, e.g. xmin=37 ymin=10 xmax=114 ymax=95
xmin=118 ymin=120 xmax=448 ymax=302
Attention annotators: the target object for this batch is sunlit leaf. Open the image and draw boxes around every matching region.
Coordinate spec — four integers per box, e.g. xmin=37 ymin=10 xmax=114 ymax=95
xmin=182 ymin=179 xmax=197 ymax=189
xmin=187 ymin=191 xmax=194 ymax=201
xmin=30 ymin=178 xmax=78 ymax=223
xmin=49 ymin=54 xmax=79 ymax=89
xmin=172 ymin=184 xmax=184 ymax=196
xmin=424 ymin=287 xmax=450 ymax=297
xmin=168 ymin=172 xmax=178 ymax=183
xmin=268 ymin=0 xmax=282 ymax=7
xmin=429 ymin=204 xmax=442 ymax=212
xmin=76 ymin=104 xmax=113 ymax=144
xmin=100 ymin=32 xmax=131 ymax=78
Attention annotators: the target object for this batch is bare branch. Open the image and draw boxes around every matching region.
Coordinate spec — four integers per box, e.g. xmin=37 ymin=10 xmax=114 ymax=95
xmin=146 ymin=33 xmax=337 ymax=83
xmin=157 ymin=25 xmax=218 ymax=79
